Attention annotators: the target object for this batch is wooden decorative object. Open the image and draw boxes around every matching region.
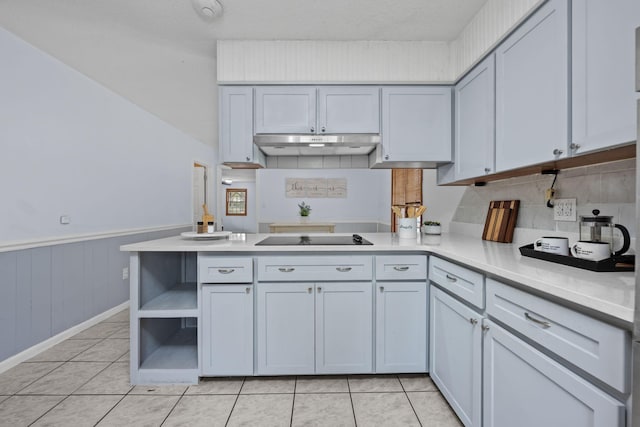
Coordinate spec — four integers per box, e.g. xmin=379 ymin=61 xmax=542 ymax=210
xmin=482 ymin=200 xmax=520 ymax=243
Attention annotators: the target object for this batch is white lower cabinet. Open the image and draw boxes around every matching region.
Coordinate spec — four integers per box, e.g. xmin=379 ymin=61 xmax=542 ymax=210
xmin=430 ymin=285 xmax=482 ymax=427
xmin=483 ymin=320 xmax=625 ymax=427
xmin=376 ymin=282 xmax=427 ymax=373
xmin=257 ymin=282 xmax=372 ymax=375
xmin=201 ymin=284 xmax=253 ymax=376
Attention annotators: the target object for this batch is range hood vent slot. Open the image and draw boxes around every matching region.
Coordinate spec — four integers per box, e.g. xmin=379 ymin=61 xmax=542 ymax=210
xmin=254 ymin=134 xmax=380 ymax=156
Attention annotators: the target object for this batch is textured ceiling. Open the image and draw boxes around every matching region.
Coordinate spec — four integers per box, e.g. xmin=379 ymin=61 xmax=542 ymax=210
xmin=0 ymin=0 xmax=488 ymax=55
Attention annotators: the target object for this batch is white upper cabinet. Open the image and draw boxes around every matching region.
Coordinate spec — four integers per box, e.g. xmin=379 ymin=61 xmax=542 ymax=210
xmin=317 ymin=87 xmax=380 ymax=134
xmin=254 ymin=86 xmax=380 ymax=135
xmin=495 ymin=0 xmax=569 ymax=172
xmin=571 ymin=0 xmax=640 ymax=155
xmin=454 ymin=55 xmax=496 ymax=180
xmin=254 ymin=86 xmax=317 ymax=134
xmin=219 ymin=86 xmax=264 ymax=166
xmin=379 ymin=86 xmax=452 ymax=163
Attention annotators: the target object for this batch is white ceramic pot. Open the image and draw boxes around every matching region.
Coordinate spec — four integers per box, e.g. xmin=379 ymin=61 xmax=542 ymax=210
xmin=422 ymin=225 xmax=441 ymax=235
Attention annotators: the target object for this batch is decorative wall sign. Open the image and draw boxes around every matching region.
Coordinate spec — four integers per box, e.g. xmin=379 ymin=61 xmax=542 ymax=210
xmin=285 ymin=178 xmax=347 ymax=198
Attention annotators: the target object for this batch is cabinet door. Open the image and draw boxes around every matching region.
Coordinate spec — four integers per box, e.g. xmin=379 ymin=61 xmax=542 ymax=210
xmin=257 ymin=283 xmax=315 ymax=375
xmin=254 ymin=86 xmax=316 ymax=134
xmin=376 ymin=282 xmax=427 ymax=373
xmin=495 ymin=0 xmax=569 ymax=172
xmin=317 ymin=87 xmax=380 ymax=134
xmin=455 ymin=55 xmax=496 ymax=180
xmin=430 ymin=286 xmax=481 ymax=427
xmin=381 ymin=87 xmax=452 ymax=162
xmin=571 ymin=0 xmax=640 ymax=154
xmin=316 ymin=282 xmax=372 ymax=374
xmin=201 ymin=284 xmax=253 ymax=376
xmin=219 ymin=86 xmax=255 ymax=163
xmin=483 ymin=321 xmax=625 ymax=427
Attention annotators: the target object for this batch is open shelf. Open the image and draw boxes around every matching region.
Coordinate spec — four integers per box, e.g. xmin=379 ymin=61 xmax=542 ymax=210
xmin=139 ymin=318 xmax=197 ymax=371
xmin=139 ymin=282 xmax=197 ymax=313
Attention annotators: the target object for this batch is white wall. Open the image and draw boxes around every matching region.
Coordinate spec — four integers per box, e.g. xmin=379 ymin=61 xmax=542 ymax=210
xmin=422 ymin=170 xmax=466 ymax=232
xmin=0 ymin=28 xmax=216 ymax=244
xmin=256 ymin=169 xmax=391 ymax=224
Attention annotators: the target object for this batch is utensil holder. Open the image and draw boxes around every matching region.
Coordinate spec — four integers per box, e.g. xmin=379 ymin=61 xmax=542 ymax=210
xmin=398 ymin=218 xmax=417 ymax=239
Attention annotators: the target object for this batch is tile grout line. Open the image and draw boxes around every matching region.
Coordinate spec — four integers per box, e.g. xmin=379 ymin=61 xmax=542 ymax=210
xmin=159 ymin=386 xmax=189 ymax=426
xmin=347 ymin=376 xmax=358 ymax=427
xmin=26 ymin=394 xmax=71 ymax=426
xmin=290 ymin=376 xmax=298 ymax=427
xmin=92 ymin=393 xmax=128 ymax=426
xmin=224 ymin=376 xmax=246 ymax=427
xmin=398 ymin=376 xmax=423 ymax=427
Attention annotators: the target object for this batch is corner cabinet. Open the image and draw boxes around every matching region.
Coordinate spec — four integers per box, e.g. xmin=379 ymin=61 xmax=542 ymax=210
xmin=495 ymin=0 xmax=569 ymax=172
xmin=571 ymin=0 xmax=640 ymax=155
xmin=372 ymin=86 xmax=452 ymax=168
xmin=219 ymin=86 xmax=265 ymax=167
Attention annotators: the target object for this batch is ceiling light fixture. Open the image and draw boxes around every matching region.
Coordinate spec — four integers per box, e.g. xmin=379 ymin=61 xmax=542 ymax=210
xmin=191 ymin=0 xmax=223 ymax=21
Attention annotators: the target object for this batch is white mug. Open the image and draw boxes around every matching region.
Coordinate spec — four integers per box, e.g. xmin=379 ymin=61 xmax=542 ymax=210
xmin=534 ymin=237 xmax=569 ymax=256
xmin=571 ymin=241 xmax=611 ymax=262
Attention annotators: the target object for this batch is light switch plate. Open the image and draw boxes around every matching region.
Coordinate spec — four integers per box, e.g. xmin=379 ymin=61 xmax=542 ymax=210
xmin=554 ymin=198 xmax=577 ymax=221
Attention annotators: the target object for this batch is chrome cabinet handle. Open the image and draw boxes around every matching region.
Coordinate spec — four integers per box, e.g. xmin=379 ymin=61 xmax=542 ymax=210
xmin=385 ymin=154 xmax=390 ymax=160
xmin=336 ymin=267 xmax=352 ymax=272
xmin=317 ymin=286 xmax=322 ymax=293
xmin=245 ymin=287 xmax=251 ymax=294
xmin=570 ymin=143 xmax=581 ymax=151
xmin=484 ymin=167 xmax=491 ymax=173
xmin=379 ymin=286 xmax=384 ymax=292
xmin=246 ymin=156 xmax=251 ymax=161
xmin=310 ymin=127 xmax=315 ymax=132
xmin=321 ymin=126 xmax=326 ymax=133
xmin=278 ymin=267 xmax=295 ymax=273
xmin=393 ymin=266 xmax=410 ymax=272
xmin=307 ymin=287 xmax=312 ymax=293
xmin=553 ymin=148 xmax=564 ymax=156
xmin=469 ymin=318 xmax=478 ymax=325
xmin=218 ymin=268 xmax=235 ymax=274
xmin=524 ymin=312 xmax=551 ymax=328
xmin=445 ymin=274 xmax=457 ymax=282
xmin=482 ymin=324 xmax=490 ymax=332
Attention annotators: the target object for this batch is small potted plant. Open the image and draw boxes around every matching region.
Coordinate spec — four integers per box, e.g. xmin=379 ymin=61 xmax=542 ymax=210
xmin=298 ymin=201 xmax=312 ymax=222
xmin=422 ymin=220 xmax=441 ymax=235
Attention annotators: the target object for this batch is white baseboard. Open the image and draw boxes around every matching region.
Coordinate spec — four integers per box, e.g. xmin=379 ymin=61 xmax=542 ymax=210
xmin=0 ymin=301 xmax=129 ymax=375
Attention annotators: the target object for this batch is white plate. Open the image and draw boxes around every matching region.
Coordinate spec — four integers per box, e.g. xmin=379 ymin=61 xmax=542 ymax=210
xmin=180 ymin=231 xmax=232 ymax=240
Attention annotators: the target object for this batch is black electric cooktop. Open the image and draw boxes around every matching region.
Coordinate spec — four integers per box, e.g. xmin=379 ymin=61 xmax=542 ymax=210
xmin=256 ymin=234 xmax=373 ymax=246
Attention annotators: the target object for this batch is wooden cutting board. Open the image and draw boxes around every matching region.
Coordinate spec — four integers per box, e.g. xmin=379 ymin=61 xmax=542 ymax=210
xmin=482 ymin=200 xmax=520 ymax=243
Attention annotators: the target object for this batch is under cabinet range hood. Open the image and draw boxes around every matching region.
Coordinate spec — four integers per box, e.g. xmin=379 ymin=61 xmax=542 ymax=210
xmin=253 ymin=134 xmax=380 ymax=156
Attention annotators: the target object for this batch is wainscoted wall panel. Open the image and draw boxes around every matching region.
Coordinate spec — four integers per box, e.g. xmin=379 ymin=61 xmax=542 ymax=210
xmin=0 ymin=227 xmax=186 ymax=363
xmin=451 ymin=0 xmax=542 ymax=77
xmin=217 ymin=40 xmax=451 ymax=83
xmin=217 ymin=1 xmax=541 ymax=83
xmin=452 ymin=159 xmax=636 ymax=241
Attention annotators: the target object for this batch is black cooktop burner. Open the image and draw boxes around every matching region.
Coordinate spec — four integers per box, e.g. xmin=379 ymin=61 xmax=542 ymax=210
xmin=255 ymin=234 xmax=373 ymax=246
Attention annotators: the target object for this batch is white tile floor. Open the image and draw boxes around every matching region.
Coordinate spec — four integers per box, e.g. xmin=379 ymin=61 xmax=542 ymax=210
xmin=0 ymin=309 xmax=462 ymax=426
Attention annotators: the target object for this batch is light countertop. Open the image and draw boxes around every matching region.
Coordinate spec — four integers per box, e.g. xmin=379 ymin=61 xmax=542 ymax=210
xmin=121 ymin=232 xmax=635 ymax=328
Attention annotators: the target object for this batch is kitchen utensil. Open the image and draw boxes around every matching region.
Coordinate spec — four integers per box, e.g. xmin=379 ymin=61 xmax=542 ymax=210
xmin=392 ymin=206 xmax=403 ymax=218
xmin=579 ymin=210 xmax=631 ymax=256
xmin=534 ymin=237 xmax=569 ymax=256
xmin=571 ymin=241 xmax=611 ymax=262
xmin=482 ymin=200 xmax=520 ymax=243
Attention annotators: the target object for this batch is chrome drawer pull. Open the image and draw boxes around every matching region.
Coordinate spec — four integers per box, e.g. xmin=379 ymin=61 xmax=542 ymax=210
xmin=393 ymin=266 xmax=410 ymax=271
xmin=469 ymin=318 xmax=478 ymax=325
xmin=245 ymin=287 xmax=251 ymax=294
xmin=445 ymin=274 xmax=458 ymax=282
xmin=278 ymin=267 xmax=295 ymax=273
xmin=307 ymin=287 xmax=312 ymax=293
xmin=380 ymin=286 xmax=384 ymax=292
xmin=317 ymin=286 xmax=322 ymax=293
xmin=524 ymin=312 xmax=551 ymax=328
xmin=218 ymin=268 xmax=235 ymax=274
xmin=336 ymin=267 xmax=352 ymax=272
xmin=482 ymin=325 xmax=490 ymax=332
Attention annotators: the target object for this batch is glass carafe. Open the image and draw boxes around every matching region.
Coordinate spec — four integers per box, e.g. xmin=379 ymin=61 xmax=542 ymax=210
xmin=579 ymin=210 xmax=631 ymax=256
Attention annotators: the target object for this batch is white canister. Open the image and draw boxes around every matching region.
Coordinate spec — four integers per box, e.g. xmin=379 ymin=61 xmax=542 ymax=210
xmin=398 ymin=218 xmax=417 ymax=239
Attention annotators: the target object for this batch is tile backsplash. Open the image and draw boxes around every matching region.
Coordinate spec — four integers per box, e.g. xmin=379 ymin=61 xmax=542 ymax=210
xmin=452 ymin=159 xmax=636 ymax=240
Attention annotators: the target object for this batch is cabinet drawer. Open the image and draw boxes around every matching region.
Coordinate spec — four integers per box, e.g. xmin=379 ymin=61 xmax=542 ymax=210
xmin=486 ymin=279 xmax=630 ymax=393
xmin=257 ymin=256 xmax=372 ymax=282
xmin=375 ymin=255 xmax=427 ymax=280
xmin=198 ymin=256 xmax=253 ymax=283
xmin=429 ymin=256 xmax=484 ymax=309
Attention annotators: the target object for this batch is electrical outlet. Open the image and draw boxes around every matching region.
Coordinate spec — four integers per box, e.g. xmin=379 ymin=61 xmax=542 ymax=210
xmin=122 ymin=267 xmax=129 ymax=280
xmin=554 ymin=198 xmax=577 ymax=221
